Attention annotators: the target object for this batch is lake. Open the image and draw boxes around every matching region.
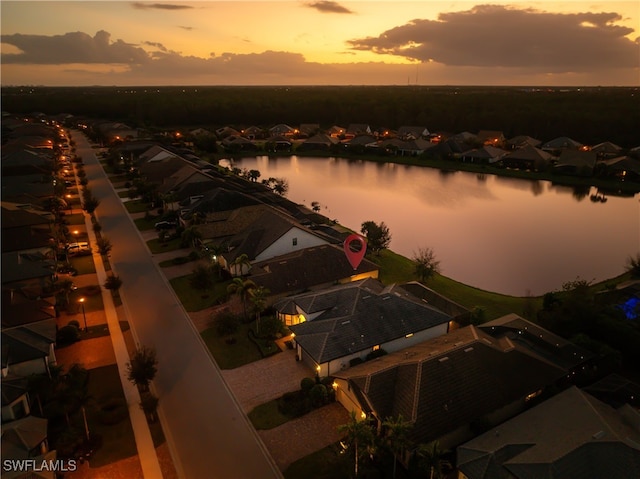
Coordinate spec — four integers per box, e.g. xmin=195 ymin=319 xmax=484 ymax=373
xmin=235 ymin=156 xmax=639 ymax=297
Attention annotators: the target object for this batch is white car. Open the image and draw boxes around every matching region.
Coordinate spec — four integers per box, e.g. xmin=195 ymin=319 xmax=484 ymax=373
xmin=67 ymin=242 xmax=91 ymax=256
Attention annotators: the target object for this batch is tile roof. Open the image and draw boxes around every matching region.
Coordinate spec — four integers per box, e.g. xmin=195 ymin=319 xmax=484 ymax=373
xmin=285 ymin=279 xmax=451 ymax=363
xmin=1 ymin=319 xmax=56 ymax=368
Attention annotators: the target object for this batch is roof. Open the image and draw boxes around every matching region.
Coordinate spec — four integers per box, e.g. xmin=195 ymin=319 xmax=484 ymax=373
xmin=506 ymin=135 xmax=541 ymax=148
xmin=336 ymin=322 xmax=569 ymax=445
xmin=457 ymin=386 xmax=640 ymax=479
xmin=284 ymin=278 xmax=452 ymax=363
xmin=2 ymin=299 xmax=56 ymax=328
xmin=158 ymin=164 xmax=211 ymax=194
xmin=250 ymin=244 xmax=379 ymax=295
xmin=601 ymin=156 xmax=640 ymax=175
xmin=541 ymin=136 xmax=583 ymax=150
xmin=502 ymin=145 xmax=552 ymax=163
xmin=1 ymin=252 xmax=55 ymax=284
xmin=138 ymin=156 xmax=186 ymax=183
xmin=555 ymin=149 xmax=597 ymax=169
xmin=1 ymin=319 xmax=56 ymax=368
xmin=1 ymin=377 xmax=29 ymax=406
xmin=397 ymin=126 xmax=430 ymax=139
xmin=1 ymin=416 xmax=49 ymax=458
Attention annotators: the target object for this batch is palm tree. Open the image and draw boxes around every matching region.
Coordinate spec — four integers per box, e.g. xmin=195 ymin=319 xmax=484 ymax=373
xmin=54 ymin=278 xmax=75 ymax=310
xmin=230 ymin=253 xmax=251 ymax=277
xmin=227 ymin=277 xmax=256 ymax=321
xmin=126 ymin=346 xmax=158 ymax=392
xmin=337 ymin=410 xmax=375 ymax=478
xmin=382 ymin=414 xmax=413 ymax=479
xmin=180 ymin=226 xmax=202 ymax=249
xmin=415 ymin=441 xmax=449 ymax=479
xmin=249 ymin=286 xmax=270 ymax=333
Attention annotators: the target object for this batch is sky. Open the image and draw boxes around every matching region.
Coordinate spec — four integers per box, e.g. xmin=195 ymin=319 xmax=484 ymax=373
xmin=1 ymin=1 xmax=639 ymax=86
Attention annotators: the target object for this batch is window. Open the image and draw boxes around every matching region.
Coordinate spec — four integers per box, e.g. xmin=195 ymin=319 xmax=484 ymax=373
xmin=292 ymin=237 xmax=298 ymax=246
xmin=372 ymin=345 xmax=380 ymax=351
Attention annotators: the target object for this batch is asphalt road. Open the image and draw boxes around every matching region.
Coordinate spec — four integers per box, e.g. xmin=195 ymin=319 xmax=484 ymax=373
xmin=74 ymin=133 xmax=282 ymax=479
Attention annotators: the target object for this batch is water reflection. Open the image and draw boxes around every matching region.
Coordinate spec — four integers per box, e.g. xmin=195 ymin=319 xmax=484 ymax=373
xmin=235 ymin=156 xmax=639 ymax=296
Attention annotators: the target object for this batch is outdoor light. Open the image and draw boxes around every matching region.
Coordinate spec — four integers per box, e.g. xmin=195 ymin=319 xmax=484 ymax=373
xmin=78 ymin=297 xmax=87 ymax=332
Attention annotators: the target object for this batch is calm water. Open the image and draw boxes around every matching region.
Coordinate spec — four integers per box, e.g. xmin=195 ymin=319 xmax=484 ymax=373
xmin=235 ymin=156 xmax=640 ymax=296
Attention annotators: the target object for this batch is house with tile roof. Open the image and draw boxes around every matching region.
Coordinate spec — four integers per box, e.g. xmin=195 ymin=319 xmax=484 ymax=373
xmin=460 ymin=146 xmax=508 ymax=165
xmin=397 ymin=126 xmax=430 ymax=140
xmin=501 ymin=145 xmax=553 ymax=171
xmin=297 ymin=133 xmax=339 ymax=151
xmin=1 ymin=207 xmax=54 ymax=255
xmin=456 ymin=386 xmax=640 ymax=479
xmin=506 ymin=135 xmax=541 ymax=150
xmin=333 ymin=315 xmax=590 ymax=450
xmin=476 ymin=130 xmax=506 ymax=148
xmin=554 ymin=149 xmax=597 ymax=176
xmin=1 ymin=318 xmax=57 ymax=378
xmin=277 ymin=278 xmax=452 ymax=376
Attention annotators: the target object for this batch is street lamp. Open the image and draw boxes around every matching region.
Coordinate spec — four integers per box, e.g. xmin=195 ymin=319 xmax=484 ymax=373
xmin=78 ymin=297 xmax=87 ymax=332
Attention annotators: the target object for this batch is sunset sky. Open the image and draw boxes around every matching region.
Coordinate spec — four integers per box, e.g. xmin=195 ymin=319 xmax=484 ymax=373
xmin=1 ymin=1 xmax=639 ymax=86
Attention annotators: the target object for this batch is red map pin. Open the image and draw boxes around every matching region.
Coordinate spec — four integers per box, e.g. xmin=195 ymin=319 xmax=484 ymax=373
xmin=343 ymin=234 xmax=367 ymax=270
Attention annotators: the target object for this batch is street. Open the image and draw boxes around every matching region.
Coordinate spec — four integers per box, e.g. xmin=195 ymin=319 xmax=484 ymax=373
xmin=73 ymin=133 xmax=282 ymax=479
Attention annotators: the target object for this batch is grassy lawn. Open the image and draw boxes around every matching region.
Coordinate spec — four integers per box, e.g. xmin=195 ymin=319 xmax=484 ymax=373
xmin=69 ymin=286 xmax=104 ymax=313
xmin=117 ymin=190 xmax=130 ymax=198
xmin=86 ymin=365 xmax=138 ymax=467
xmin=284 ymin=444 xmax=352 ymax=479
xmin=169 ymin=274 xmax=230 ymax=311
xmin=70 ymin=255 xmax=96 ymax=274
xmin=134 ymin=216 xmax=158 ymax=231
xmin=159 ymin=254 xmax=198 ymax=268
xmin=124 ymin=199 xmax=152 ymax=214
xmin=66 ymin=213 xmax=86 ymax=225
xmin=201 ymin=321 xmax=265 ymax=369
xmin=146 ymin=236 xmax=183 ymax=254
xmin=248 ymin=399 xmax=292 ymax=430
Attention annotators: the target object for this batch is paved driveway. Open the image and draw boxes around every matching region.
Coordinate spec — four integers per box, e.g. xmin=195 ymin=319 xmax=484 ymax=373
xmin=222 ymin=348 xmax=313 ymax=413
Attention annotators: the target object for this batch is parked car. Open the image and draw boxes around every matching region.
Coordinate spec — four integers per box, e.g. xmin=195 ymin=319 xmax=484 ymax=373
xmin=67 ymin=242 xmax=91 ymax=256
xmin=155 ymin=221 xmax=177 ymax=230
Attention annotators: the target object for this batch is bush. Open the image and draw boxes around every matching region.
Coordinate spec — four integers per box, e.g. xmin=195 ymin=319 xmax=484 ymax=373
xmin=215 ymin=311 xmax=240 ymax=337
xmin=366 ymin=348 xmax=387 ymax=361
xmin=188 ymin=250 xmax=200 ymax=261
xmin=57 ymin=324 xmax=81 ymax=345
xmin=309 ymin=384 xmax=328 ymax=407
xmin=104 ymin=275 xmax=122 ymax=291
xmin=300 ymin=377 xmax=316 ymax=393
xmin=171 ymin=256 xmax=189 ymax=265
xmin=278 ymin=390 xmax=311 ymax=418
xmin=67 ymin=320 xmax=80 ymax=329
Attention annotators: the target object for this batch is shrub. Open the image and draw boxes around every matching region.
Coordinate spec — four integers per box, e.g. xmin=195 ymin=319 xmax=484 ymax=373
xmin=57 ymin=324 xmax=81 ymax=345
xmin=104 ymin=275 xmax=122 ymax=291
xmin=366 ymin=348 xmax=387 ymax=361
xmin=188 ymin=250 xmax=200 ymax=261
xmin=309 ymin=384 xmax=328 ymax=407
xmin=215 ymin=311 xmax=240 ymax=337
xmin=278 ymin=391 xmax=311 ymax=418
xmin=300 ymin=377 xmax=316 ymax=393
xmin=67 ymin=320 xmax=80 ymax=329
xmin=172 ymin=256 xmax=189 ymax=265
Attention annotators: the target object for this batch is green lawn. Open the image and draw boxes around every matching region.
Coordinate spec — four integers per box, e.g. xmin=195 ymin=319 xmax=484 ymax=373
xmin=169 ymin=274 xmax=230 ymax=311
xmin=117 ymin=190 xmax=130 ymax=198
xmin=124 ymin=199 xmax=152 ymax=214
xmin=134 ymin=216 xmax=158 ymax=231
xmin=70 ymin=255 xmax=96 ymax=274
xmin=248 ymin=400 xmax=292 ymax=430
xmin=201 ymin=321 xmax=265 ymax=369
xmin=146 ymin=236 xmax=183 ymax=254
xmin=158 ymin=255 xmax=196 ymax=268
xmin=284 ymin=444 xmax=352 ymax=479
xmin=66 ymin=213 xmax=86 ymax=225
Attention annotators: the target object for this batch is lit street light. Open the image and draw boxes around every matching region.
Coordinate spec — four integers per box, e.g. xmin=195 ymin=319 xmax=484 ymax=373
xmin=78 ymin=297 xmax=87 ymax=332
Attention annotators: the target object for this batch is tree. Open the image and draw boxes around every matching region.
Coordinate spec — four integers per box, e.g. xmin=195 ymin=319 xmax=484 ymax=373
xmin=248 ymin=169 xmax=261 ymax=182
xmin=412 ymin=247 xmax=441 ymax=282
xmin=214 ymin=311 xmax=240 ymax=338
xmin=139 ymin=391 xmax=160 ymax=422
xmin=230 ymin=253 xmax=251 ymax=277
xmin=104 ymin=274 xmax=122 ymax=292
xmin=82 ymin=193 xmax=100 ymax=214
xmin=180 ymin=226 xmax=202 ymax=248
xmin=54 ymin=278 xmax=76 ymax=310
xmin=626 ymin=253 xmax=640 ymax=278
xmin=190 ymin=264 xmax=213 ymax=290
xmin=360 ymin=220 xmax=391 ymax=255
xmin=311 ymin=201 xmax=321 ymax=212
xmin=415 ymin=441 xmax=449 ymax=479
xmin=227 ymin=277 xmax=256 ymax=320
xmin=337 ymin=410 xmax=375 ymax=478
xmin=97 ymin=236 xmax=112 ymax=255
xmin=250 ymin=286 xmax=270 ymax=333
xmin=382 ymin=414 xmax=413 ymax=479
xmin=126 ymin=346 xmax=158 ymax=392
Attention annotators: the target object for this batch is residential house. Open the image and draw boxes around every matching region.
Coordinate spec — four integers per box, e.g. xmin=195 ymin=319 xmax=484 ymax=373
xmin=457 ymin=386 xmax=640 ymax=479
xmin=215 ymin=126 xmax=241 ymax=139
xmin=476 ymin=130 xmax=506 ymax=148
xmin=2 ymin=252 xmax=56 ymax=301
xmin=189 ymin=128 xmax=211 ymax=137
xmin=240 ymin=125 xmax=266 ymax=140
xmin=554 ymin=149 xmax=597 ymax=176
xmin=250 ymin=244 xmax=379 ymax=299
xmin=298 ymin=124 xmax=320 ymax=138
xmin=1 ymin=206 xmax=54 ymax=256
xmin=180 ymin=187 xmax=260 ymax=221
xmin=541 ymin=136 xmax=584 ymax=154
xmin=327 ymin=125 xmax=346 ymax=138
xmin=265 ymin=135 xmax=293 ymax=151
xmin=1 ymin=416 xmax=54 ymax=476
xmin=598 ymin=156 xmax=640 ymax=181
xmin=196 ymin=204 xmax=331 ymax=275
xmin=345 ymin=124 xmax=372 ymax=139
xmin=269 ymin=124 xmax=296 ymax=138
xmin=501 ymin=145 xmax=553 ymax=171
xmin=459 ymin=146 xmax=507 ymax=165
xmin=95 ymin=121 xmax=138 ymax=143
xmin=2 ymin=319 xmax=57 ymax=378
xmin=157 ymin=165 xmax=215 ymax=209
xmin=221 ymin=135 xmax=258 ymax=152
xmin=591 ymin=141 xmax=623 ymax=160
xmin=278 ymin=278 xmax=452 ymax=376
xmin=333 ymin=314 xmax=592 ymax=450
xmin=1 ymin=377 xmax=31 ymax=423
xmin=138 ymin=145 xmax=182 ymax=164
xmin=297 ymin=133 xmax=339 ymax=151
xmin=397 ymin=126 xmax=430 ymax=141
xmin=505 ymin=135 xmax=541 ymax=150
xmin=379 ymin=138 xmax=434 ymax=157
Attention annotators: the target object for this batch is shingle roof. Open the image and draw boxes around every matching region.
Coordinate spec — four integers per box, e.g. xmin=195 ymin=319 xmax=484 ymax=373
xmin=457 ymin=386 xmax=640 ymax=479
xmin=2 ymin=319 xmax=56 ymax=368
xmin=285 ymin=279 xmax=451 ymax=363
xmin=250 ymin=244 xmax=379 ymax=295
xmin=336 ymin=320 xmax=573 ymax=445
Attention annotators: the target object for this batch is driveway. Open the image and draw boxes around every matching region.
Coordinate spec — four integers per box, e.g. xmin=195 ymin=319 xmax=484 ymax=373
xmin=221 ymin=347 xmax=313 ymax=413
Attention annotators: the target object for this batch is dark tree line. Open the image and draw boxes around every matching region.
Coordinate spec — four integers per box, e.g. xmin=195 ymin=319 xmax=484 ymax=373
xmin=2 ymin=86 xmax=639 ymax=147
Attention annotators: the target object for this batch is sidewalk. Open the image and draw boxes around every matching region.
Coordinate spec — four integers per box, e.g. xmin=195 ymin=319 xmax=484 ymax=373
xmin=83 ymin=211 xmax=165 ymax=479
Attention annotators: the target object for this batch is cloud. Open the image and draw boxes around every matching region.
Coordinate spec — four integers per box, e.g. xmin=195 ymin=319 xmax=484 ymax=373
xmin=131 ymin=2 xmax=193 ymax=10
xmin=142 ymin=41 xmax=168 ymax=52
xmin=1 ymin=31 xmax=151 ymax=64
xmin=347 ymin=4 xmax=639 ymax=72
xmin=305 ymin=1 xmax=353 ymax=15
xmin=178 ymin=26 xmax=194 ymax=31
